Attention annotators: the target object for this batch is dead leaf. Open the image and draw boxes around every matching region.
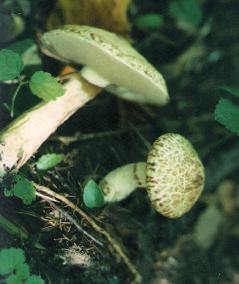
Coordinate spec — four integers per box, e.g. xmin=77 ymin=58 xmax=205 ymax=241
xmin=47 ymin=0 xmax=131 ymax=36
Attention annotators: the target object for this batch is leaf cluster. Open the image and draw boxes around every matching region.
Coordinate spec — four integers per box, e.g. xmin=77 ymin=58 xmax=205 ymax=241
xmin=0 ymin=49 xmax=64 ymax=117
xmin=4 ymin=175 xmax=36 ymax=205
xmin=0 ymin=247 xmax=44 ymax=284
xmin=134 ymin=0 xmax=202 ymax=31
xmin=3 ymin=153 xmax=63 ymax=205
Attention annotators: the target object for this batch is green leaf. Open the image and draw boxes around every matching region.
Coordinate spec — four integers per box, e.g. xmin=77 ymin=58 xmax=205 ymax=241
xmin=6 ymin=274 xmax=23 ymax=284
xmin=135 ymin=14 xmax=163 ymax=29
xmin=4 ymin=175 xmax=36 ymax=205
xmin=7 ymin=39 xmax=35 ymax=55
xmin=0 ymin=248 xmax=43 ymax=284
xmin=16 ymin=0 xmax=31 ymax=16
xmin=169 ymin=0 xmax=202 ymax=27
xmin=36 ymin=153 xmax=63 ymax=170
xmin=0 ymin=13 xmax=17 ymax=43
xmin=29 ymin=71 xmax=64 ymax=101
xmin=218 ymin=86 xmax=239 ymax=98
xmin=16 ymin=263 xmax=30 ymax=280
xmin=0 ymin=214 xmax=28 ymax=240
xmin=0 ymin=248 xmax=25 ymax=275
xmin=0 ymin=49 xmax=24 ymax=81
xmin=214 ymin=98 xmax=239 ymax=134
xmin=24 ymin=275 xmax=44 ymax=284
xmin=83 ymin=180 xmax=105 ymax=208
xmin=4 ymin=188 xmax=14 ymax=197
xmin=7 ymin=39 xmax=41 ymax=67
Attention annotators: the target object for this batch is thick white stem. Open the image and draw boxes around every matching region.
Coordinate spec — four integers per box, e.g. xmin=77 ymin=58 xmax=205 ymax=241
xmin=80 ymin=67 xmax=110 ymax=88
xmin=99 ymin=162 xmax=146 ymax=202
xmin=0 ymin=74 xmax=100 ymax=177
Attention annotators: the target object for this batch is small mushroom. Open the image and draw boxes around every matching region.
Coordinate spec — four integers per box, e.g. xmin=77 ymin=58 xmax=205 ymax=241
xmin=0 ymin=25 xmax=169 ymax=177
xmin=100 ymin=133 xmax=205 ymax=218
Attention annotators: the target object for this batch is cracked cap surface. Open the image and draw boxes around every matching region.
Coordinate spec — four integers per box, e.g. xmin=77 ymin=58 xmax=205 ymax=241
xmin=146 ymin=133 xmax=205 ymax=218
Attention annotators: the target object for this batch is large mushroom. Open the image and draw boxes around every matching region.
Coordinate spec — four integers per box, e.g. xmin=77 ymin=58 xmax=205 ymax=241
xmin=41 ymin=25 xmax=169 ymax=105
xmin=0 ymin=25 xmax=169 ymax=178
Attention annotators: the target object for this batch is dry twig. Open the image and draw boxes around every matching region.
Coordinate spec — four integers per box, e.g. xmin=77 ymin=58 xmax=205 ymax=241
xmin=40 ymin=195 xmax=103 ymax=246
xmin=34 ymin=182 xmax=142 ymax=283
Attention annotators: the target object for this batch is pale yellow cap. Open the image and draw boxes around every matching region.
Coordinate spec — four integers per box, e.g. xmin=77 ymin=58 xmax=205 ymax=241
xmin=146 ymin=133 xmax=205 ymax=218
xmin=41 ymin=25 xmax=169 ymax=105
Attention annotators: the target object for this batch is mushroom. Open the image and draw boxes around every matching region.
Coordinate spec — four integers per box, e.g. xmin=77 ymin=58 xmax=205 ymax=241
xmin=0 ymin=25 xmax=169 ymax=178
xmin=100 ymin=133 xmax=205 ymax=218
xmin=41 ymin=25 xmax=169 ymax=105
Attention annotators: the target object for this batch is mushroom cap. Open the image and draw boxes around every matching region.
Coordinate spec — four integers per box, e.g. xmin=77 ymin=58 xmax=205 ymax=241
xmin=146 ymin=133 xmax=205 ymax=218
xmin=40 ymin=25 xmax=169 ymax=105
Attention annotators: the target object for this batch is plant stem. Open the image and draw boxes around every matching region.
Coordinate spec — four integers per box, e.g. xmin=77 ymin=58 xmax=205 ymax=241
xmin=0 ymin=213 xmax=28 ymax=240
xmin=10 ymin=79 xmax=28 ymax=118
xmin=200 ymin=133 xmax=234 ymax=158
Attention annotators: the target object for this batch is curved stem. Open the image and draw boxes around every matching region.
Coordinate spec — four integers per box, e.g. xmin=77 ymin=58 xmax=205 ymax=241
xmin=200 ymin=133 xmax=234 ymax=158
xmin=0 ymin=74 xmax=101 ymax=178
xmin=100 ymin=162 xmax=146 ymax=202
xmin=10 ymin=79 xmax=28 ymax=118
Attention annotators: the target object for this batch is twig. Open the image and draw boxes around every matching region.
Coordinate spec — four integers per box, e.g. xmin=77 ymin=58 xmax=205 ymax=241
xmin=40 ymin=195 xmax=103 ymax=247
xmin=129 ymin=123 xmax=151 ymax=150
xmin=34 ymin=182 xmax=142 ymax=283
xmin=36 ymin=192 xmax=59 ymax=203
xmin=50 ymin=125 xmax=153 ymax=145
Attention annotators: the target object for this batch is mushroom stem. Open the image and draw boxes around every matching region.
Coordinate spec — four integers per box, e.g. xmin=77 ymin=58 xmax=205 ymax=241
xmin=100 ymin=162 xmax=146 ymax=202
xmin=0 ymin=74 xmax=101 ymax=178
xmin=80 ymin=66 xmax=110 ymax=88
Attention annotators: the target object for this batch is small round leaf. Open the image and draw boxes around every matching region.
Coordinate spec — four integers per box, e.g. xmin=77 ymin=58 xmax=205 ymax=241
xmin=36 ymin=153 xmax=63 ymax=170
xmin=29 ymin=71 xmax=64 ymax=101
xmin=16 ymin=263 xmax=30 ymax=280
xmin=24 ymin=275 xmax=44 ymax=284
xmin=135 ymin=14 xmax=163 ymax=29
xmin=169 ymin=0 xmax=202 ymax=27
xmin=83 ymin=180 xmax=104 ymax=208
xmin=0 ymin=248 xmax=25 ymax=275
xmin=5 ymin=274 xmax=23 ymax=284
xmin=0 ymin=49 xmax=24 ymax=81
xmin=4 ymin=175 xmax=36 ymax=205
